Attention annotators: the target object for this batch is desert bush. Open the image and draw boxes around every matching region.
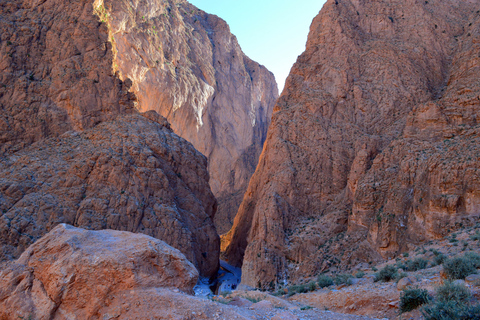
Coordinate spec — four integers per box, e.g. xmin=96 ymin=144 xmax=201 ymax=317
xmin=435 ymin=281 xmax=471 ymax=303
xmin=465 ymin=252 xmax=480 ymax=268
xmin=317 ymin=274 xmax=334 ymax=288
xmin=423 ymin=301 xmax=480 ymax=320
xmin=400 ymin=288 xmax=429 ymax=313
xmin=443 ymin=256 xmax=477 ymax=279
xmin=375 ymin=265 xmax=398 ymax=282
xmin=355 ymin=271 xmax=365 ymax=278
xmin=307 ymin=281 xmax=317 ymax=292
xmin=334 ymin=274 xmax=353 ymax=286
xmin=432 ymin=253 xmax=447 ymax=266
xmin=406 ymin=258 xmax=428 ymax=271
xmin=423 ymin=282 xmax=480 ymax=320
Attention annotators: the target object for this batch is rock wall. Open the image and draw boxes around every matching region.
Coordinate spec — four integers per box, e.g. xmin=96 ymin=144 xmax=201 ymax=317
xmin=0 ymin=113 xmax=219 ymax=278
xmin=96 ymin=0 xmax=278 ymax=233
xmin=0 ymin=0 xmax=135 ymax=154
xmin=224 ymin=0 xmax=480 ymax=289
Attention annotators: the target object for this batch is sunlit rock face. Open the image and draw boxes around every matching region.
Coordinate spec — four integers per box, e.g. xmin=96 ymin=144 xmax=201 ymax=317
xmin=224 ymin=0 xmax=480 ymax=289
xmin=98 ymin=0 xmax=279 ymax=233
xmin=0 ymin=224 xmax=199 ymax=319
xmin=0 ymin=0 xmax=136 ymax=155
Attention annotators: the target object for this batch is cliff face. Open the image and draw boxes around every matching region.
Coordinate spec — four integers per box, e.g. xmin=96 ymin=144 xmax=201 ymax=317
xmin=224 ymin=0 xmax=480 ymax=288
xmin=0 ymin=0 xmax=222 ymax=278
xmin=0 ymin=0 xmax=135 ymax=154
xmin=0 ymin=113 xmax=219 ymax=277
xmin=97 ymin=0 xmax=278 ymax=233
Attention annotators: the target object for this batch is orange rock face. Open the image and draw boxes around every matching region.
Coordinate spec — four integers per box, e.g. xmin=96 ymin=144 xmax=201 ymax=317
xmin=224 ymin=0 xmax=480 ymax=288
xmin=0 ymin=0 xmax=135 ymax=154
xmin=0 ymin=113 xmax=219 ymax=278
xmin=0 ymin=224 xmax=199 ymax=319
xmin=97 ymin=0 xmax=278 ymax=233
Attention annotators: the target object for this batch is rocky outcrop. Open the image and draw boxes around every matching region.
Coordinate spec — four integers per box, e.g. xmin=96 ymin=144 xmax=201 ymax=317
xmin=1 ymin=0 xmax=277 ymax=236
xmin=96 ymin=0 xmax=278 ymax=233
xmin=0 ymin=113 xmax=219 ymax=278
xmin=0 ymin=225 xmax=373 ymax=320
xmin=224 ymin=0 xmax=480 ymax=288
xmin=0 ymin=0 xmax=135 ymax=154
xmin=0 ymin=224 xmax=198 ymax=319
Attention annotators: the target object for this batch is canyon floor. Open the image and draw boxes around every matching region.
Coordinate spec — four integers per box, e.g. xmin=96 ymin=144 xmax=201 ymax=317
xmin=212 ymin=224 xmax=480 ymax=320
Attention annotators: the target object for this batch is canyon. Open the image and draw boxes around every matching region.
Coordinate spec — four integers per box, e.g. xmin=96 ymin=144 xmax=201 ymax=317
xmin=1 ymin=0 xmax=480 ymax=318
xmin=224 ymin=0 xmax=480 ymax=289
xmin=0 ymin=0 xmax=276 ymax=279
xmin=97 ymin=0 xmax=278 ymax=233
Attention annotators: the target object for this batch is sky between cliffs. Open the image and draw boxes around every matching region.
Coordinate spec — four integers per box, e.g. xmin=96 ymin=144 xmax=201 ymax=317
xmin=188 ymin=0 xmax=327 ymax=93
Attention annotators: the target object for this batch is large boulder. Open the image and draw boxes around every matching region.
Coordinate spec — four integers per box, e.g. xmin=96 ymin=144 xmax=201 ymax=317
xmin=0 ymin=224 xmax=198 ymax=319
xmin=0 ymin=113 xmax=219 ymax=278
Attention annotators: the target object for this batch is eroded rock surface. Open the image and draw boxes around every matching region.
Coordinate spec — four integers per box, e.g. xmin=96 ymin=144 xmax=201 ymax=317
xmin=0 ymin=113 xmax=219 ymax=278
xmin=0 ymin=224 xmax=199 ymax=319
xmin=97 ymin=0 xmax=278 ymax=233
xmin=0 ymin=0 xmax=135 ymax=154
xmin=224 ymin=0 xmax=480 ymax=288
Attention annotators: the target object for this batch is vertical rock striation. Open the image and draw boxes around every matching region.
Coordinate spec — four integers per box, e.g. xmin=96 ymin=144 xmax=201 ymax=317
xmin=0 ymin=0 xmax=224 ymax=278
xmin=224 ymin=0 xmax=480 ymax=288
xmin=0 ymin=0 xmax=135 ymax=154
xmin=97 ymin=0 xmax=278 ymax=233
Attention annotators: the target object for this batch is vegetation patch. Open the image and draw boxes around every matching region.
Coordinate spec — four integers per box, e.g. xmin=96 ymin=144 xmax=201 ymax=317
xmin=443 ymin=256 xmax=477 ymax=279
xmin=375 ymin=265 xmax=398 ymax=282
xmin=400 ymin=288 xmax=430 ymax=313
xmin=317 ymin=274 xmax=334 ymax=288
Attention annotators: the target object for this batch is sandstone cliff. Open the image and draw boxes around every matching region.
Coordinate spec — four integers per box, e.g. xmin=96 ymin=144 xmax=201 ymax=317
xmin=224 ymin=0 xmax=480 ymax=288
xmin=0 ymin=0 xmax=135 ymax=154
xmin=0 ymin=112 xmax=219 ymax=278
xmin=96 ymin=0 xmax=278 ymax=233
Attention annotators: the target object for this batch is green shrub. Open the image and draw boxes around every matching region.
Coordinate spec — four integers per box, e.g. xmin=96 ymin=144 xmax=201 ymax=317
xmin=307 ymin=281 xmax=317 ymax=292
xmin=375 ymin=265 xmax=398 ymax=282
xmin=403 ymin=252 xmax=409 ymax=257
xmin=406 ymin=258 xmax=429 ymax=271
xmin=400 ymin=288 xmax=430 ymax=313
xmin=432 ymin=253 xmax=447 ymax=266
xmin=422 ymin=281 xmax=480 ymax=320
xmin=396 ymin=261 xmax=407 ymax=270
xmin=443 ymin=256 xmax=477 ymax=279
xmin=355 ymin=271 xmax=365 ymax=278
xmin=423 ymin=300 xmax=480 ymax=320
xmin=435 ymin=281 xmax=471 ymax=303
xmin=465 ymin=252 xmax=480 ymax=268
xmin=334 ymin=274 xmax=353 ymax=286
xmin=317 ymin=275 xmax=334 ymax=288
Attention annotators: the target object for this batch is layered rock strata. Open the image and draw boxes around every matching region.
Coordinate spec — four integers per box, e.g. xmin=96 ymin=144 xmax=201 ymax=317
xmin=96 ymin=0 xmax=278 ymax=233
xmin=224 ymin=0 xmax=480 ymax=288
xmin=0 ymin=113 xmax=219 ymax=278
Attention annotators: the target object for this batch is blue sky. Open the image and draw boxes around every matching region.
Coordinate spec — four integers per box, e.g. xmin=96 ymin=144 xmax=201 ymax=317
xmin=188 ymin=0 xmax=327 ymax=92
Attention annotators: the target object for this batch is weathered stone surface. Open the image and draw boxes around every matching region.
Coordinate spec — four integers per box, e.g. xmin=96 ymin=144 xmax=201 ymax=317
xmin=0 ymin=113 xmax=219 ymax=278
xmin=96 ymin=0 xmax=278 ymax=233
xmin=0 ymin=224 xmax=205 ymax=320
xmin=1 ymin=0 xmax=277 ymax=236
xmin=224 ymin=0 xmax=480 ymax=288
xmin=0 ymin=0 xmax=135 ymax=155
xmin=397 ymin=277 xmax=415 ymax=291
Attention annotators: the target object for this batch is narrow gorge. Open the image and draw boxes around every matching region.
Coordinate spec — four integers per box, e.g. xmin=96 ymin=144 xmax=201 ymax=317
xmin=224 ymin=0 xmax=480 ymax=289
